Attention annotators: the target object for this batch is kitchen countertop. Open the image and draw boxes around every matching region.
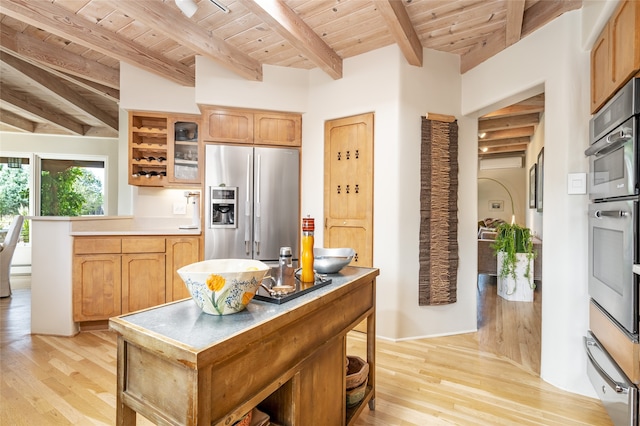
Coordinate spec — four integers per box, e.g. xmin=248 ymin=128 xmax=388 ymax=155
xmin=634 ymin=264 xmax=640 ymax=276
xmin=110 ymin=266 xmax=377 ymax=350
xmin=29 ymin=215 xmax=201 ymax=236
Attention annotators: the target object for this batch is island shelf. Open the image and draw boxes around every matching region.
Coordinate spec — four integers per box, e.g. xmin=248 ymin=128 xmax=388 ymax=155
xmin=109 ymin=266 xmax=378 ymax=426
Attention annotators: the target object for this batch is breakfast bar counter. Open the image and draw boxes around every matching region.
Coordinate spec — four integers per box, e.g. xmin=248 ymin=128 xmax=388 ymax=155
xmin=109 ymin=266 xmax=379 ymax=426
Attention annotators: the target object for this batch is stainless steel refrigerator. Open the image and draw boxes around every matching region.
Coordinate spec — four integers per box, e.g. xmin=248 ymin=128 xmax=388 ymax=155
xmin=204 ymin=144 xmax=300 ymax=264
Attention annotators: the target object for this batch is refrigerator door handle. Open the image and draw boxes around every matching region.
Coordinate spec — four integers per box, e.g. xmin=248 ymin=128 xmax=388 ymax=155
xmin=245 ymin=153 xmax=252 ymax=255
xmin=254 ymin=154 xmax=261 ymax=255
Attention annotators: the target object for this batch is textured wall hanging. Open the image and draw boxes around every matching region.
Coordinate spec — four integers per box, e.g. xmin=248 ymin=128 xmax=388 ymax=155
xmin=419 ymin=114 xmax=459 ymax=305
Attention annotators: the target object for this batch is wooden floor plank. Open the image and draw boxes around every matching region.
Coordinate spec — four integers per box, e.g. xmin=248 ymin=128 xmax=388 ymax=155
xmin=1 ymin=286 xmax=611 ymax=425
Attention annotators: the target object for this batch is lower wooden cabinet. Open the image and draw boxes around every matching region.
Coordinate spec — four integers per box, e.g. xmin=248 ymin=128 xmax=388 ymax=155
xmin=122 ymin=253 xmax=166 ymax=314
xmin=73 ymin=235 xmax=200 ymax=322
xmin=166 ymin=237 xmax=199 ymax=301
xmin=73 ymin=254 xmax=122 ymax=321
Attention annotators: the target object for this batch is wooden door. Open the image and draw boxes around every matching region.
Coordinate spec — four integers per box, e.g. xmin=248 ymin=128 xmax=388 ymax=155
xmin=166 ymin=237 xmax=200 ymax=301
xmin=121 ymin=253 xmax=166 ymax=314
xmin=324 ymin=113 xmax=374 ymax=268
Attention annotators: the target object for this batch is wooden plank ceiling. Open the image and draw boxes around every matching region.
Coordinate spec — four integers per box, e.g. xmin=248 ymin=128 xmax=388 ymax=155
xmin=0 ymin=0 xmax=578 ymax=155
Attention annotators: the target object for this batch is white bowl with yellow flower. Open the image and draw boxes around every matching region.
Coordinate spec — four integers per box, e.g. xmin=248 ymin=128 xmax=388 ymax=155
xmin=177 ymin=259 xmax=270 ymax=315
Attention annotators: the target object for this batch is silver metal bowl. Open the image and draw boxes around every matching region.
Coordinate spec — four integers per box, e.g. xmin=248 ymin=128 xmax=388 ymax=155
xmin=313 ymin=247 xmax=355 ymax=274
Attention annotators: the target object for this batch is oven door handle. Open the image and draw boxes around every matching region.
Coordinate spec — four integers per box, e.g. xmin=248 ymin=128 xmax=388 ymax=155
xmin=585 ymin=127 xmax=632 ymax=156
xmin=584 ymin=337 xmax=628 ymax=394
xmin=594 ymin=209 xmax=629 ymax=218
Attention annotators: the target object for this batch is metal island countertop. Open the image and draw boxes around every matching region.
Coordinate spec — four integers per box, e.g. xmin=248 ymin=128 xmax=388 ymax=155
xmin=109 ymin=266 xmax=378 ymax=351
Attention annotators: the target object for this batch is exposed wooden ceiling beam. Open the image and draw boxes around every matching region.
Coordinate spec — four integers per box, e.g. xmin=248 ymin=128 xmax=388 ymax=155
xmin=57 ymin=72 xmax=119 ymax=104
xmin=521 ymin=0 xmax=583 ymax=38
xmin=0 ymin=0 xmax=194 ymax=86
xmin=1 ymin=51 xmax=118 ymax=131
xmin=479 ymin=137 xmax=531 ymax=148
xmin=0 ymin=26 xmax=119 ymax=103
xmin=480 ymin=144 xmax=528 ymax=155
xmin=239 ymin=0 xmax=343 ymax=79
xmin=479 ymin=113 xmax=540 ymax=132
xmin=114 ymin=1 xmax=262 ymax=82
xmin=0 ymin=24 xmax=119 ymax=89
xmin=505 ymin=0 xmax=525 ymax=47
xmin=375 ymin=0 xmax=423 ymax=67
xmin=482 ymin=96 xmax=544 ymax=118
xmin=0 ymin=87 xmax=85 ymax=135
xmin=0 ymin=109 xmax=35 ymax=132
xmin=481 ymin=126 xmax=535 ymax=141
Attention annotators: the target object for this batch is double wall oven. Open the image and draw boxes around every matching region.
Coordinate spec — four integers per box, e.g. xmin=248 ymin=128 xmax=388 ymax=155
xmin=584 ymin=77 xmax=640 ymax=426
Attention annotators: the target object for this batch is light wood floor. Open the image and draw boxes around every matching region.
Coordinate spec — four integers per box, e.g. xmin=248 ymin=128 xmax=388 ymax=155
xmin=476 ymin=274 xmax=541 ymax=375
xmin=2 ymin=286 xmax=611 ymax=425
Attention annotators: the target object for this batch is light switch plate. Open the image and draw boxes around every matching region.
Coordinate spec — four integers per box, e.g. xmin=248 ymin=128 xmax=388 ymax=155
xmin=173 ymin=202 xmax=187 ymax=215
xmin=567 ymin=173 xmax=586 ymax=195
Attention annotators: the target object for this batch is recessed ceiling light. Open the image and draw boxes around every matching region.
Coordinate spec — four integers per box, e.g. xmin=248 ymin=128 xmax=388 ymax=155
xmin=481 ymin=147 xmax=488 ymax=152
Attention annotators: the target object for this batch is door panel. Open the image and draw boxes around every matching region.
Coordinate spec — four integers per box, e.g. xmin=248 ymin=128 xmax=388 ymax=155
xmin=205 ymin=144 xmax=253 ymax=260
xmin=166 ymin=237 xmax=200 ymax=301
xmin=122 ymin=253 xmax=166 ymax=313
xmin=324 ymin=113 xmax=374 ymax=268
xmin=254 ymin=147 xmax=300 ymax=261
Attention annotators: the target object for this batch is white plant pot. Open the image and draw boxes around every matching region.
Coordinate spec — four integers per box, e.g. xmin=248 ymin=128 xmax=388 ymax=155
xmin=496 ymin=252 xmax=535 ymax=302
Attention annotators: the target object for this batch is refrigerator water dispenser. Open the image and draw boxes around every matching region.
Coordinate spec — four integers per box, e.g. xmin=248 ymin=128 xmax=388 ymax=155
xmin=210 ymin=186 xmax=237 ymax=228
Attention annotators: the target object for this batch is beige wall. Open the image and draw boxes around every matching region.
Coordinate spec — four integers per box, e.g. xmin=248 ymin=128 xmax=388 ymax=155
xmin=478 ymin=166 xmax=527 ymax=226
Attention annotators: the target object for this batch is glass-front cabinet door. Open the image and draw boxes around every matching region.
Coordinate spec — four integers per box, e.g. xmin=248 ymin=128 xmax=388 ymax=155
xmin=169 ymin=115 xmax=201 ymax=185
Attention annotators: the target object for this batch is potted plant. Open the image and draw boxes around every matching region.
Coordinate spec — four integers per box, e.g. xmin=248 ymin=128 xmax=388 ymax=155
xmin=491 ymin=223 xmax=537 ymax=301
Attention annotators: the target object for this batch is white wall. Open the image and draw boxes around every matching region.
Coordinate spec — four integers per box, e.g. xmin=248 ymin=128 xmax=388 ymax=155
xmin=462 ymin=11 xmax=593 ymax=397
xmin=195 ymin=57 xmax=309 ymax=113
xmin=394 ymin=49 xmax=478 ymax=339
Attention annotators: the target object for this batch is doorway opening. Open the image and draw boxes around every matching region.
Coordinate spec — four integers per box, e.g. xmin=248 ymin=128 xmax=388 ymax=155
xmin=476 ymin=93 xmax=544 ymax=375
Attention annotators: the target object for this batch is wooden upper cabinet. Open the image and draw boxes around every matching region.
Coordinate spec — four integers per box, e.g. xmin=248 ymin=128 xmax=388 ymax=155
xmin=201 ymin=106 xmax=302 ymax=147
xmin=129 ymin=111 xmax=203 ymax=187
xmin=254 ymin=112 xmax=302 ymax=147
xmin=611 ymin=0 xmax=640 ymax=87
xmin=129 ymin=112 xmax=169 ymax=187
xmin=202 ymin=107 xmax=253 ymax=144
xmin=591 ymin=0 xmax=640 ymax=113
xmin=591 ymin=24 xmax=611 ymax=114
xmin=169 ymin=115 xmax=202 ymax=185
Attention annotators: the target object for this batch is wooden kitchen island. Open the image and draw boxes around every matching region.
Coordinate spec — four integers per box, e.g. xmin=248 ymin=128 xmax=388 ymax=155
xmin=109 ymin=266 xmax=378 ymax=426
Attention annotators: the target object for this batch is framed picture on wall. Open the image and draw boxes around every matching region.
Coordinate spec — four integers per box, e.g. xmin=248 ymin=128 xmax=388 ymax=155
xmin=489 ymin=200 xmax=504 ymax=211
xmin=529 ymin=163 xmax=537 ymax=209
xmin=536 ymin=148 xmax=544 ymax=212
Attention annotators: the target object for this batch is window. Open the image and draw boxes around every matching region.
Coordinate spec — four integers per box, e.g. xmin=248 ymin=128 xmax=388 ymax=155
xmin=0 ymin=154 xmax=107 ymax=243
xmin=39 ymin=158 xmax=105 ymax=216
xmin=0 ymin=157 xmax=30 ymax=243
